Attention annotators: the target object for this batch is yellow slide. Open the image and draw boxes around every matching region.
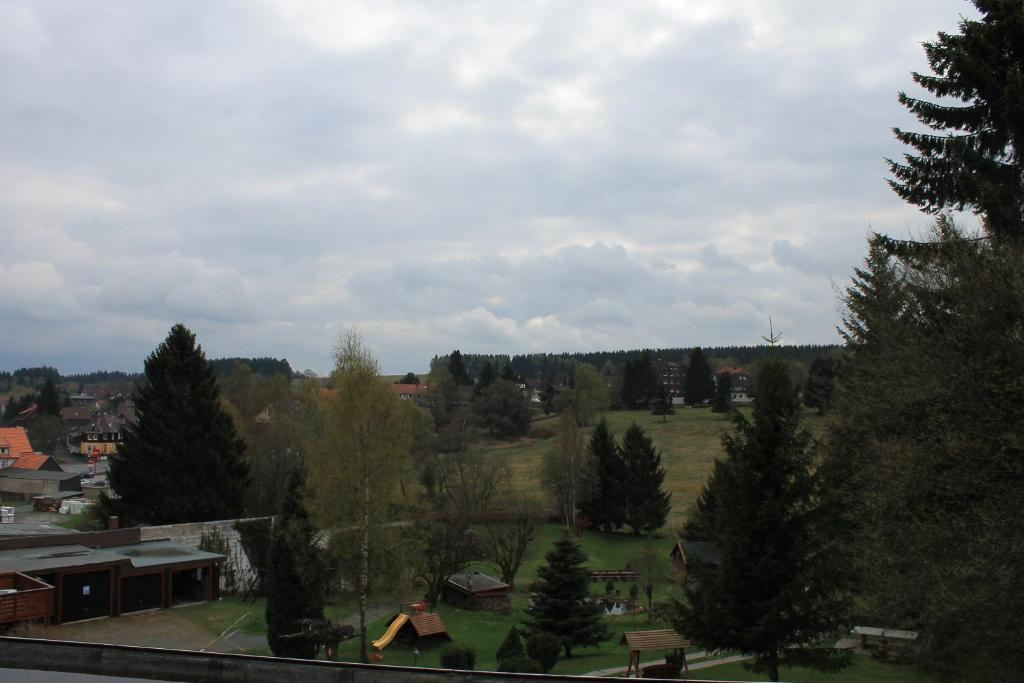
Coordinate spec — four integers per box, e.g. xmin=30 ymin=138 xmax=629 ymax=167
xmin=372 ymin=613 xmax=408 ymax=650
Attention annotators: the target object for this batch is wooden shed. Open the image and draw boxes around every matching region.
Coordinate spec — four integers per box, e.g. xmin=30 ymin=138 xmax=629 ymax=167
xmin=620 ymin=629 xmax=692 ymax=678
xmin=443 ymin=571 xmax=511 ymax=612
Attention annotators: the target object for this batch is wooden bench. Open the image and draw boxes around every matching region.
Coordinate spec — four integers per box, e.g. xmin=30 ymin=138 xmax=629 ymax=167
xmin=590 ymin=570 xmax=640 ymax=583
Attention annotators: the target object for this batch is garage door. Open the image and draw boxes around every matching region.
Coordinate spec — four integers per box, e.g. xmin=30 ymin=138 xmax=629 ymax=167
xmin=61 ymin=570 xmax=111 ymax=623
xmin=121 ymin=574 xmax=162 ymax=613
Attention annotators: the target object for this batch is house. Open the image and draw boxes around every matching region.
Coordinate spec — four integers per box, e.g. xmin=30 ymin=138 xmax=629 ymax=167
xmin=61 ymin=406 xmax=97 ymax=432
xmin=389 ymin=383 xmax=427 ymax=400
xmin=0 ymin=427 xmax=37 ymax=468
xmin=0 ymin=528 xmax=224 ymax=624
xmin=442 ymin=571 xmax=511 ymax=612
xmin=8 ymin=453 xmax=63 ymax=472
xmin=717 ymin=366 xmax=753 ymax=403
xmin=655 ymin=359 xmax=683 ymax=397
xmin=78 ymin=413 xmax=127 ymax=456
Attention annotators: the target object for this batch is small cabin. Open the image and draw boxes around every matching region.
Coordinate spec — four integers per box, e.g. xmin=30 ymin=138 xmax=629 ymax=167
xmin=443 ymin=571 xmax=511 ymax=613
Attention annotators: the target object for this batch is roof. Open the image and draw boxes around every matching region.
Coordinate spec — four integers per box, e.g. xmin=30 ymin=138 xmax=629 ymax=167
xmin=61 ymin=406 xmax=95 ymax=421
xmin=0 ymin=523 xmax=77 ymax=537
xmin=0 ymin=540 xmax=225 ymax=575
xmin=445 ymin=572 xmax=510 ymax=594
xmin=9 ymin=454 xmax=58 ymax=471
xmin=408 ymin=613 xmax=450 ymax=638
xmin=620 ymin=629 xmax=692 ymax=651
xmin=0 ymin=469 xmax=80 ymax=482
xmin=389 ymin=383 xmax=426 ymax=395
xmin=0 ymin=428 xmax=34 ymax=456
xmin=84 ymin=413 xmax=123 ymax=435
xmin=680 ymin=540 xmax=718 ymax=566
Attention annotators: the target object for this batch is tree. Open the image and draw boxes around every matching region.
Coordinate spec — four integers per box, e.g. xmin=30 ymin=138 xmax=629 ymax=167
xmin=105 ymin=324 xmax=248 ymax=525
xmin=804 ymin=356 xmax=839 ymax=415
xmin=711 ymin=371 xmax=732 ymax=414
xmin=496 ymin=626 xmax=525 ymax=663
xmin=306 ymin=332 xmax=412 ymax=663
xmin=580 ymin=419 xmax=626 ymax=532
xmin=543 ymin=411 xmax=592 ymax=534
xmin=266 ymin=470 xmax=325 ymax=659
xmin=26 ymin=415 xmax=64 ymax=457
xmin=683 ymin=347 xmax=715 ymax=406
xmin=566 ymin=363 xmax=607 ymax=426
xmin=448 ymin=349 xmax=468 ymax=385
xmin=675 ymin=359 xmax=850 ymax=682
xmin=621 ymin=352 xmax=660 ymax=409
xmin=524 ymin=536 xmax=610 ymax=657
xmin=484 ymin=494 xmax=537 ymax=587
xmin=474 ymin=362 xmax=496 ymax=396
xmin=824 ymin=220 xmax=1024 ymax=681
xmin=887 ymin=0 xmax=1024 ymax=239
xmin=650 ymin=384 xmax=675 ymax=422
xmin=36 ymin=378 xmax=61 ymax=417
xmin=474 ymin=379 xmax=531 ymax=438
xmin=619 ymin=424 xmax=671 ymax=536
xmin=397 ymin=372 xmax=420 ymax=385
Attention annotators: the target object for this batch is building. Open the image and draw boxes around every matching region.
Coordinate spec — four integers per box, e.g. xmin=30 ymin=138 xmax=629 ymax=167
xmin=0 ymin=469 xmax=82 ymax=502
xmin=442 ymin=571 xmax=511 ymax=612
xmin=0 ymin=529 xmax=224 ymax=624
xmin=717 ymin=366 xmax=752 ymax=403
xmin=0 ymin=428 xmax=35 ymax=464
xmin=78 ymin=413 xmax=127 ymax=456
xmin=670 ymin=537 xmax=719 ymax=584
xmin=655 ymin=359 xmax=683 ymax=397
xmin=389 ymin=383 xmax=427 ymax=400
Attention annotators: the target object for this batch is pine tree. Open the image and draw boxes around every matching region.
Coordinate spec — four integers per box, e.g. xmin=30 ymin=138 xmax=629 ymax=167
xmin=580 ymin=419 xmax=625 ymax=532
xmin=683 ymin=347 xmax=715 ymax=405
xmin=524 ymin=536 xmax=610 ymax=657
xmin=804 ymin=356 xmax=840 ymax=415
xmin=105 ymin=324 xmax=249 ymax=525
xmin=676 ymin=359 xmax=850 ymax=682
xmin=475 ymin=361 xmax=496 ymax=396
xmin=619 ymin=424 xmax=670 ymax=536
xmin=650 ymin=384 xmax=675 ymax=422
xmin=887 ymin=0 xmax=1024 ymax=239
xmin=448 ymin=350 xmax=468 ymax=385
xmin=266 ymin=470 xmax=325 ymax=659
xmin=711 ymin=371 xmax=732 ymax=414
xmin=36 ymin=378 xmax=62 ymax=417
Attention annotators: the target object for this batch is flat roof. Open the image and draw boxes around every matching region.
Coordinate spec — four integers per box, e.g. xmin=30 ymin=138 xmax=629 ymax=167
xmin=445 ymin=571 xmax=510 ymax=593
xmin=0 ymin=540 xmax=224 ymax=574
xmin=0 ymin=523 xmax=76 ymax=537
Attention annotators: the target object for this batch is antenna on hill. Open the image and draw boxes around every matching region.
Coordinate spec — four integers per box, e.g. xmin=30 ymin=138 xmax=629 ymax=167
xmin=761 ymin=318 xmax=783 ymax=347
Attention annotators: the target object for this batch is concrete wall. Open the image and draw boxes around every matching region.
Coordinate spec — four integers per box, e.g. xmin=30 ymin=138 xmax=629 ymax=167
xmin=141 ymin=516 xmax=274 ymax=594
xmin=0 ymin=637 xmax=730 ymax=683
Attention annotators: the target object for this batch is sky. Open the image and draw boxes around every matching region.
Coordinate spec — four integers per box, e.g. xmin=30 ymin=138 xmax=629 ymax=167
xmin=0 ymin=1 xmax=980 ymax=375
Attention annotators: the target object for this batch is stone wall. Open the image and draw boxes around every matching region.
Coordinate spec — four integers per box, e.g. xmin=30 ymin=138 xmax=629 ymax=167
xmin=140 ymin=516 xmax=275 ymax=594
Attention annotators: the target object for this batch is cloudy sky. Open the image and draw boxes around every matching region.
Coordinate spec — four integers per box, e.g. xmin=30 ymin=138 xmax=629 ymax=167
xmin=0 ymin=1 xmax=978 ymax=375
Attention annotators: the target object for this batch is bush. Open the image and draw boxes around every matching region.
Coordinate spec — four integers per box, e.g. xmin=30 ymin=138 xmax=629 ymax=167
xmin=498 ymin=655 xmax=543 ymax=674
xmin=496 ymin=626 xmax=524 ymax=662
xmin=527 ymin=632 xmax=562 ymax=673
xmin=440 ymin=645 xmax=477 ymax=670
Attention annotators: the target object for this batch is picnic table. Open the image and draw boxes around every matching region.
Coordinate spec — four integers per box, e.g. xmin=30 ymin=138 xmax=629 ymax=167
xmin=853 ymin=626 xmax=919 ymax=649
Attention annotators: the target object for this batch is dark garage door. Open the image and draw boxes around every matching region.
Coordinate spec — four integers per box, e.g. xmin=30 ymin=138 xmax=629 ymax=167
xmin=61 ymin=570 xmax=111 ymax=623
xmin=121 ymin=574 xmax=162 ymax=613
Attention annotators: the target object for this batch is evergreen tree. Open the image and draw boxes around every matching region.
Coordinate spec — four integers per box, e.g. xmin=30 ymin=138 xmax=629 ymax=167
xmin=683 ymin=347 xmax=715 ymax=405
xmin=397 ymin=372 xmax=420 ymax=385
xmin=580 ymin=419 xmax=625 ymax=532
xmin=475 ymin=361 xmax=496 ymax=396
xmin=887 ymin=0 xmax=1024 ymax=239
xmin=650 ymin=384 xmax=675 ymax=422
xmin=448 ymin=350 xmax=468 ymax=385
xmin=711 ymin=371 xmax=732 ymax=414
xmin=496 ymin=626 xmax=525 ymax=663
xmin=620 ymin=352 xmax=658 ymax=409
xmin=804 ymin=356 xmax=840 ymax=415
xmin=500 ymin=362 xmax=515 ymax=381
xmin=675 ymin=359 xmax=850 ymax=682
xmin=266 ymin=469 xmax=325 ymax=659
xmin=36 ymin=378 xmax=62 ymax=417
xmin=619 ymin=424 xmax=671 ymax=536
xmin=524 ymin=536 xmax=610 ymax=657
xmin=105 ymin=324 xmax=249 ymax=525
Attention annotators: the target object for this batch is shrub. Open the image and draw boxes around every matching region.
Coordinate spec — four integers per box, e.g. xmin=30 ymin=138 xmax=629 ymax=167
xmin=440 ymin=645 xmax=477 ymax=670
xmin=605 ymin=580 xmax=616 ymax=594
xmin=527 ymin=632 xmax=562 ymax=673
xmin=498 ymin=655 xmax=543 ymax=674
xmin=496 ymin=626 xmax=524 ymax=662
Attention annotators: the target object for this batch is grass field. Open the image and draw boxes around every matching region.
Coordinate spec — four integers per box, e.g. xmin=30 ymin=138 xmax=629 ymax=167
xmin=692 ymin=657 xmax=936 ymax=683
